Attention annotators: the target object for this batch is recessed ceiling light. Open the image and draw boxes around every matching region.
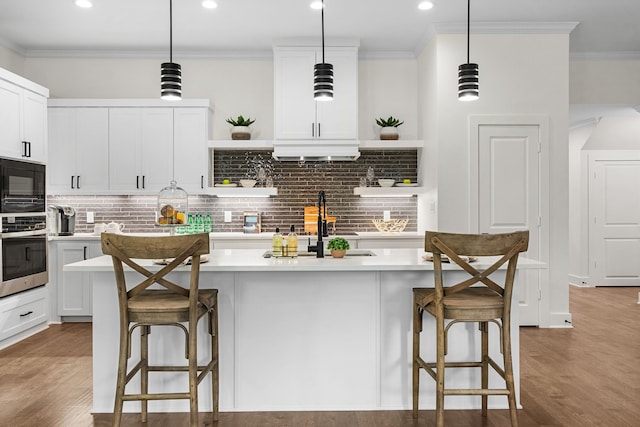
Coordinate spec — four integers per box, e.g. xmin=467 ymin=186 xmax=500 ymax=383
xmin=310 ymin=1 xmax=324 ymax=10
xmin=202 ymin=0 xmax=218 ymax=9
xmin=75 ymin=0 xmax=93 ymax=8
xmin=418 ymin=1 xmax=434 ymax=10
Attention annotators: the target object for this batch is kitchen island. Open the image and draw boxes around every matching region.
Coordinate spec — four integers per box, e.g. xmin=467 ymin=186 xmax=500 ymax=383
xmin=64 ymin=248 xmax=545 ymax=414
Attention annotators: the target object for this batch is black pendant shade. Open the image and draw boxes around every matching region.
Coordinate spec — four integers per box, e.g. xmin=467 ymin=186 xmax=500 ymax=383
xmin=458 ymin=0 xmax=478 ymax=101
xmin=314 ymin=62 xmax=334 ymax=101
xmin=458 ymin=62 xmax=479 ymax=101
xmin=161 ymin=0 xmax=181 ymax=101
xmin=161 ymin=62 xmax=182 ymax=101
xmin=314 ymin=0 xmax=333 ymax=101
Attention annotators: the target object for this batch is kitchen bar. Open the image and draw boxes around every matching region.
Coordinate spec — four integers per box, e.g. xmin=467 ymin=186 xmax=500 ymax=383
xmin=65 ymin=248 xmax=545 ymax=414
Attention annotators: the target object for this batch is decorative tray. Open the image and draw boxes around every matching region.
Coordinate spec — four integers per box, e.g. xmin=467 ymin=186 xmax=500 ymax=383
xmin=153 ymin=255 xmax=210 ymax=265
xmin=422 ymin=254 xmax=478 ymax=263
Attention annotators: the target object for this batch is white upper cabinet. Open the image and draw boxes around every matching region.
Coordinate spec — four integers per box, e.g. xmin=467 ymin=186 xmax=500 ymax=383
xmin=48 ymin=100 xmax=211 ymax=195
xmin=48 ymin=107 xmax=109 ymax=194
xmin=173 ymin=108 xmax=209 ymax=193
xmin=274 ymin=45 xmax=358 ymax=140
xmin=0 ymin=69 xmax=49 ymax=163
xmin=109 ymin=108 xmax=174 ymax=193
xmin=21 ymin=90 xmax=48 ymax=162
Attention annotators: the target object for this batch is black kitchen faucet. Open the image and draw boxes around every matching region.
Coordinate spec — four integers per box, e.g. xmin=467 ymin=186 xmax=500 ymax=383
xmin=308 ymin=190 xmax=329 ymax=258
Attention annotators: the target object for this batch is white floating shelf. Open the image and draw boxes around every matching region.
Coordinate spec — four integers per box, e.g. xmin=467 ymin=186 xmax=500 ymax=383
xmin=208 ymin=140 xmax=422 ymax=151
xmin=205 ymin=187 xmax=278 ymax=198
xmin=359 ymin=139 xmax=423 ymax=150
xmin=208 ymin=140 xmax=274 ymax=150
xmin=353 ymin=186 xmax=422 ymax=197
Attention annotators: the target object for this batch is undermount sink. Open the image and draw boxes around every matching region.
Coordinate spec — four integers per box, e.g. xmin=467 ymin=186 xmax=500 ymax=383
xmin=262 ymin=249 xmax=375 ymax=258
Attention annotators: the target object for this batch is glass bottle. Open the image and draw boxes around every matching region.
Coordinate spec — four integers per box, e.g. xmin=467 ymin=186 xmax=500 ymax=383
xmin=196 ymin=214 xmax=204 ymax=233
xmin=204 ymin=214 xmax=212 ymax=233
xmin=187 ymin=214 xmax=194 ymax=234
xmin=272 ymin=227 xmax=283 ymax=257
xmin=287 ymin=224 xmax=298 ymax=258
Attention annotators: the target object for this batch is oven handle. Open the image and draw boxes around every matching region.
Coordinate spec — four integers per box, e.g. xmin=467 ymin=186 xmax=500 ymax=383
xmin=0 ymin=229 xmax=48 ymax=239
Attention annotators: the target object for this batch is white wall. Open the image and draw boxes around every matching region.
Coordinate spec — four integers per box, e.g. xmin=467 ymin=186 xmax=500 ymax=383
xmin=570 ymin=59 xmax=640 ymax=104
xmin=21 ymin=56 xmax=275 ymax=141
xmin=568 ymin=122 xmax=596 ymax=285
xmin=416 ymin=40 xmax=439 ymax=233
xmin=19 ymin=55 xmax=419 ymax=143
xmin=0 ymin=45 xmax=25 ymax=77
xmin=358 ymin=58 xmax=418 ymax=140
xmin=417 ymin=33 xmax=571 ymax=327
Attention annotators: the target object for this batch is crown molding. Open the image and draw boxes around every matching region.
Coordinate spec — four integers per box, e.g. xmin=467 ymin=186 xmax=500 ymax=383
xmin=433 ymin=21 xmax=579 ymax=35
xmin=570 ymin=51 xmax=640 ymax=61
xmin=20 ymin=49 xmax=273 ymax=60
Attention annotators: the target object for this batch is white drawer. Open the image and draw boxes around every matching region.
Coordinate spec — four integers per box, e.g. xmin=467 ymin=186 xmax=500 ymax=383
xmin=0 ymin=287 xmax=48 ymax=341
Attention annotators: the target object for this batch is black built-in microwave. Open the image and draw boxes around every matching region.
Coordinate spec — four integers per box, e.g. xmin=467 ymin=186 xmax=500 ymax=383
xmin=0 ymin=158 xmax=46 ymax=214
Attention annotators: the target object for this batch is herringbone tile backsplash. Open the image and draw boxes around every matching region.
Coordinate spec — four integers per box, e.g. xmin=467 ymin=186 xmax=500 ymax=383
xmin=50 ymin=151 xmax=418 ymax=234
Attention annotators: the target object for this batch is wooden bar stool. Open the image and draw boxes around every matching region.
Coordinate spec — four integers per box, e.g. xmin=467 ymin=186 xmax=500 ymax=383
xmin=101 ymin=232 xmax=218 ymax=427
xmin=412 ymin=230 xmax=529 ymax=427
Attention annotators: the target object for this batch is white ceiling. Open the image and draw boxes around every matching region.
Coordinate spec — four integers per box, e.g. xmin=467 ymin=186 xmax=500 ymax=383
xmin=0 ymin=0 xmax=639 ymax=58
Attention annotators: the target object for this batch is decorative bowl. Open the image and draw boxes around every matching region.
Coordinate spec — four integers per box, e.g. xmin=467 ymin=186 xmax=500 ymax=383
xmin=372 ymin=219 xmax=408 ymax=233
xmin=239 ymin=179 xmax=257 ymax=188
xmin=378 ymin=179 xmax=395 ymax=187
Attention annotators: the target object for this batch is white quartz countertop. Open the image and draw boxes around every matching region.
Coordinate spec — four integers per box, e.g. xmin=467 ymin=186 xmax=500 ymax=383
xmin=64 ymin=248 xmax=546 ymax=273
xmin=50 ymin=231 xmax=422 ymax=241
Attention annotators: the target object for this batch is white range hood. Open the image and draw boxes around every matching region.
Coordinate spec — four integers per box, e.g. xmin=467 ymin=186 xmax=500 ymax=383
xmin=272 ymin=140 xmax=360 ymax=161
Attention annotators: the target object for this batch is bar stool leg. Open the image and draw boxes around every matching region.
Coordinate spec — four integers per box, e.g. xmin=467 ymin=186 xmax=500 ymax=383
xmin=113 ymin=323 xmax=128 ymax=427
xmin=435 ymin=311 xmax=445 ymax=427
xmin=481 ymin=321 xmax=489 ymax=417
xmin=141 ymin=325 xmax=149 ymax=423
xmin=211 ymin=301 xmax=219 ymax=421
xmin=503 ymin=318 xmax=519 ymax=427
xmin=412 ymin=297 xmax=421 ymax=417
xmin=188 ymin=323 xmax=199 ymax=427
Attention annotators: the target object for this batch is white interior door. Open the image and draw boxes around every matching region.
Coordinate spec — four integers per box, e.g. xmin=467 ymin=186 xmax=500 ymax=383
xmin=478 ymin=125 xmax=541 ymax=326
xmin=589 ymin=157 xmax=640 ymax=286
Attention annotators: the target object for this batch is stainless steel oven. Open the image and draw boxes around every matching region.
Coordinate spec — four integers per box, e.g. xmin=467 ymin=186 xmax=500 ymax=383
xmin=0 ymin=214 xmax=48 ymax=298
xmin=0 ymin=158 xmax=46 ymax=214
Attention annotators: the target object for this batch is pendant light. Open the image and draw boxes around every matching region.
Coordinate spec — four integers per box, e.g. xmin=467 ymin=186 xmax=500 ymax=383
xmin=458 ymin=0 xmax=478 ymax=101
xmin=161 ymin=0 xmax=181 ymax=101
xmin=313 ymin=0 xmax=333 ymax=101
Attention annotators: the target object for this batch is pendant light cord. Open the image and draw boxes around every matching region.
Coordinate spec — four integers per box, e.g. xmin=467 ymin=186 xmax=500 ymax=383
xmin=321 ymin=0 xmax=325 ymax=63
xmin=466 ymin=0 xmax=470 ymax=64
xmin=169 ymin=0 xmax=173 ymax=63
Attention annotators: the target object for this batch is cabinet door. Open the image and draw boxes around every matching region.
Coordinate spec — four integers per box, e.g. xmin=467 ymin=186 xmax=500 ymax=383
xmin=0 ymin=79 xmax=23 ymax=159
xmin=274 ymin=48 xmax=317 ymax=139
xmin=315 ymin=47 xmax=358 ymax=140
xmin=76 ymin=108 xmax=109 ymax=192
xmin=274 ymin=46 xmax=358 ymax=140
xmin=48 ymin=107 xmax=109 ymax=194
xmin=139 ymin=108 xmax=174 ymax=192
xmin=48 ymin=108 xmax=78 ymax=193
xmin=173 ymin=108 xmax=208 ymax=193
xmin=109 ymin=108 xmax=142 ymax=192
xmin=57 ymin=242 xmax=100 ymax=316
xmin=22 ymin=90 xmax=48 ymax=162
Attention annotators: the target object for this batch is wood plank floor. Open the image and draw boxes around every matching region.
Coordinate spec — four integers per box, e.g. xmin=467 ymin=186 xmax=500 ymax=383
xmin=1 ymin=286 xmax=638 ymax=427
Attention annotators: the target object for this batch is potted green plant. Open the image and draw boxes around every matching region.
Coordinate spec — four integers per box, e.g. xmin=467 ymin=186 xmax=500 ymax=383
xmin=327 ymin=237 xmax=351 ymax=258
xmin=226 ymin=115 xmax=256 ymax=140
xmin=376 ymin=116 xmax=404 ymax=140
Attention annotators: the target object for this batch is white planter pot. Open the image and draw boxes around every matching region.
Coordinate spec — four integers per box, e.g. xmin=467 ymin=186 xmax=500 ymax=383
xmin=380 ymin=126 xmax=399 ymax=140
xmin=231 ymin=126 xmax=251 ymax=140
